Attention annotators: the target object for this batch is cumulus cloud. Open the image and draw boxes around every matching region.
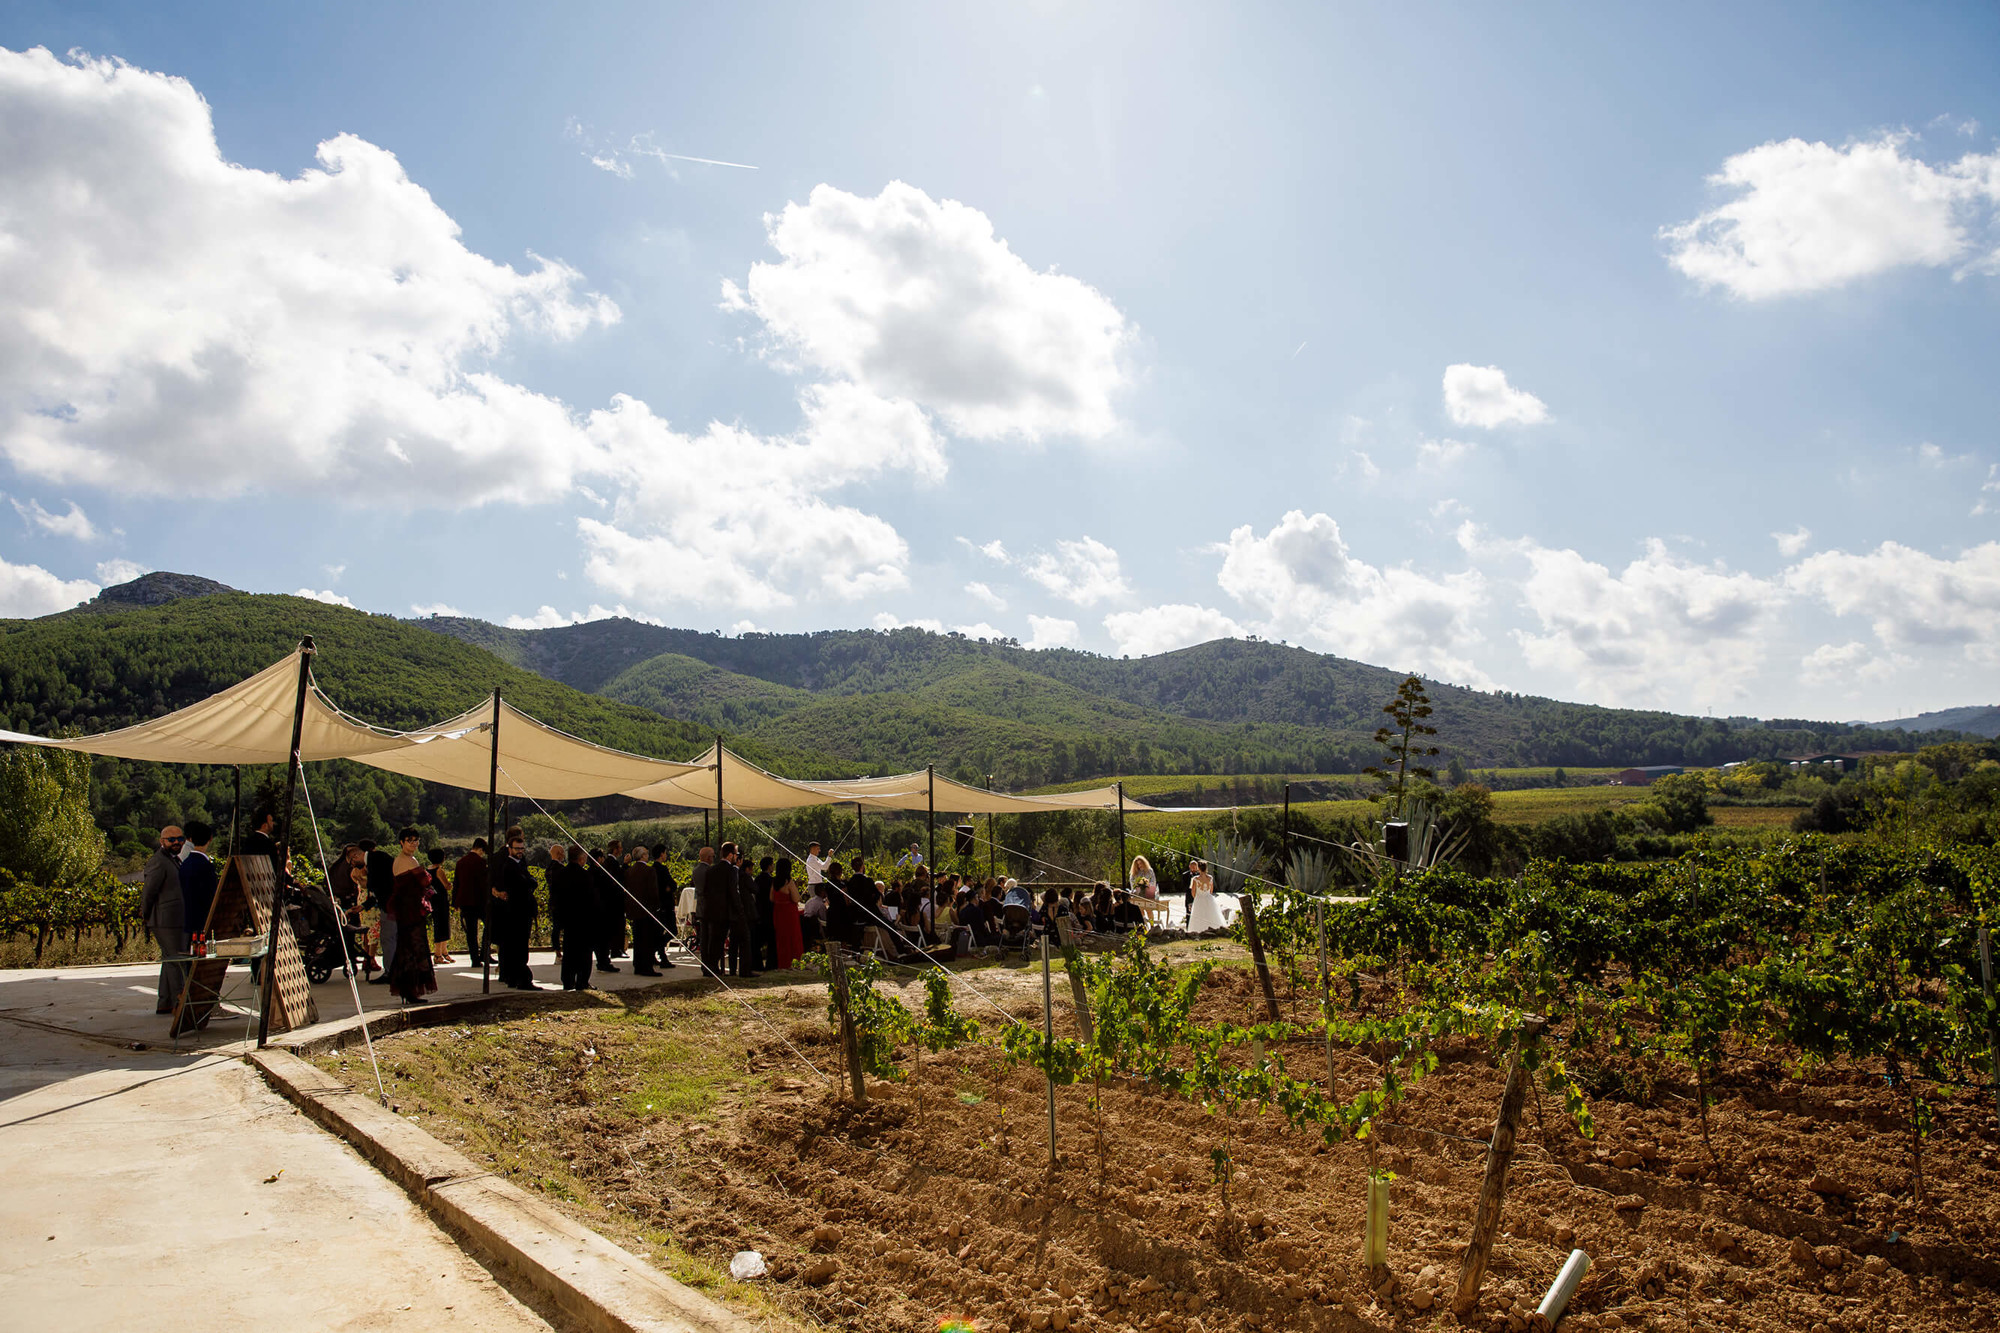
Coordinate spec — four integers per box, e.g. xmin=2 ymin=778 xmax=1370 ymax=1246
xmin=0 ymin=47 xmax=616 ymax=503
xmin=1787 ymin=540 xmax=2000 ymax=664
xmin=1416 ymin=438 xmax=1477 ymax=469
xmin=1662 ymin=133 xmax=2000 ymax=298
xmin=1442 ymin=364 xmax=1549 ymax=429
xmin=0 ymin=556 xmax=96 ymax=616
xmin=723 ymin=181 xmax=1130 ymax=442
xmin=1025 ymin=615 xmax=1079 ymax=651
xmin=293 ymin=588 xmax=355 ymax=607
xmin=1800 ymin=640 xmax=1903 ymax=687
xmin=964 ymin=581 xmax=1007 ymax=612
xmin=1103 ymin=604 xmax=1243 ymax=658
xmin=1020 ymin=536 xmax=1130 ymax=606
xmin=94 ymin=557 xmax=147 ymax=584
xmin=872 ymin=611 xmax=944 ymax=633
xmin=1216 ymin=510 xmax=1488 ymax=683
xmin=410 ymin=602 xmax=463 ymax=617
xmin=1508 ymin=538 xmax=1788 ymax=708
xmin=504 ymin=603 xmax=648 ymax=630
xmin=1772 ymin=526 xmax=1812 ymax=557
xmin=9 ymin=497 xmax=98 ymax=540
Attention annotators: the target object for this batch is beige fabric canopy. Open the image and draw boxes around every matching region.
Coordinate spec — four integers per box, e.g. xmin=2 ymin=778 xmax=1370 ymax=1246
xmin=0 ymin=651 xmax=410 ymax=766
xmin=357 ymin=698 xmax=712 ymax=802
xmin=0 ymin=647 xmax=1148 ymax=814
xmin=620 ymin=742 xmax=1151 ymax=814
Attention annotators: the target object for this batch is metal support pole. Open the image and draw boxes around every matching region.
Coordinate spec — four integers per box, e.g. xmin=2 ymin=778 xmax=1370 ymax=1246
xmin=257 ymin=638 xmax=315 ymax=1048
xmin=1041 ymin=934 xmax=1058 ymax=1168
xmin=714 ymin=735 xmax=725 ymax=850
xmin=703 ymin=809 xmax=710 ymax=848
xmin=1317 ymin=902 xmax=1337 ymax=1099
xmin=987 ymin=774 xmax=996 ymax=880
xmin=856 ymin=801 xmax=866 ymax=870
xmin=228 ymin=766 xmax=242 ymax=858
xmin=483 ymin=689 xmax=500 ymax=995
xmin=1117 ymin=781 xmax=1128 ymax=890
xmin=1282 ymin=781 xmax=1291 ymax=870
xmin=927 ymin=764 xmax=936 ymax=877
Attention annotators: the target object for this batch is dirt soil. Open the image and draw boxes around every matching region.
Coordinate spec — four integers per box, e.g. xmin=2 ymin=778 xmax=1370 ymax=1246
xmin=314 ymin=954 xmax=2000 ymax=1333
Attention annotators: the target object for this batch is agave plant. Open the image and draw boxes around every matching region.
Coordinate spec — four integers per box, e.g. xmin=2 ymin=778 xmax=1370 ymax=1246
xmin=1284 ymin=846 xmax=1337 ymax=898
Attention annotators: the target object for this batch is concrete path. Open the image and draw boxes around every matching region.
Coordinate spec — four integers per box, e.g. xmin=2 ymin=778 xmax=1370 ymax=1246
xmin=0 ymin=1020 xmax=554 ymax=1332
xmin=0 ymin=946 xmax=702 ymax=1054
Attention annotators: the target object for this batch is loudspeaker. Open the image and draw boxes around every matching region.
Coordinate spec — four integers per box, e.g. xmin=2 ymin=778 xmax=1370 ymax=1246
xmin=954 ymin=823 xmax=976 ymax=857
xmin=1382 ymin=821 xmax=1410 ymax=863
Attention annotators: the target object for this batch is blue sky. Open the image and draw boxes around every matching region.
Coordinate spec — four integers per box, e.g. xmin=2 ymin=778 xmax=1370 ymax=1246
xmin=0 ymin=2 xmax=1996 ymax=719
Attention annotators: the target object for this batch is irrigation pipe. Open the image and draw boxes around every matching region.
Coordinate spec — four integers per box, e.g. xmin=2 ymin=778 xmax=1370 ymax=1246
xmin=499 ymin=768 xmax=836 ymax=1090
xmin=296 ymin=766 xmax=388 ymax=1107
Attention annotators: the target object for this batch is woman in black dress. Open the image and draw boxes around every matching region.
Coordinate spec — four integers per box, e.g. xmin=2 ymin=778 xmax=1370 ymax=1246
xmin=387 ymin=828 xmax=438 ymax=1004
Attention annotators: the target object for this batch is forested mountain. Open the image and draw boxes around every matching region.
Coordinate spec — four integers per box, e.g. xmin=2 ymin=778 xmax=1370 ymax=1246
xmin=1869 ymin=705 xmax=2000 ymax=739
xmin=419 ymin=609 xmax=1972 ymax=784
xmin=0 ymin=576 xmax=841 ymax=850
xmin=0 ymin=572 xmax=1974 ymax=850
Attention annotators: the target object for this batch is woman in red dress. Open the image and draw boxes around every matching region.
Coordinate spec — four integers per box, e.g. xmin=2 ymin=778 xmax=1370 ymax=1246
xmin=770 ymin=859 xmax=804 ymax=970
xmin=387 ymin=827 xmax=439 ymax=1004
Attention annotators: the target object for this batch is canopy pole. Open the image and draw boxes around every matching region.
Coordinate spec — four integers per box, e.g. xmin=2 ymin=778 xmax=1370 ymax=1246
xmin=483 ymin=689 xmax=500 ymax=995
xmin=257 ymin=638 xmax=315 ymax=1049
xmin=704 ymin=809 xmax=711 ymax=848
xmin=927 ymin=765 xmax=935 ymax=877
xmin=228 ymin=765 xmax=242 ymax=858
xmin=856 ymin=800 xmax=866 ymax=870
xmin=714 ymin=734 xmax=724 ymax=850
xmin=1118 ymin=781 xmax=1127 ymax=890
xmin=988 ymin=774 xmax=996 ymax=880
xmin=1282 ymin=781 xmax=1291 ymax=869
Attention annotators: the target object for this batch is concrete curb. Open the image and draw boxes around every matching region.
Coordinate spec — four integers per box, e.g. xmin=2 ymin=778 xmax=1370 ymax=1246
xmin=250 ymin=1046 xmax=764 ymax=1333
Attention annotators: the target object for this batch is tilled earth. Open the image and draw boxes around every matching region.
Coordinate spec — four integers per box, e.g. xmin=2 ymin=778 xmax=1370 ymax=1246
xmin=318 ymin=959 xmax=2000 ymax=1333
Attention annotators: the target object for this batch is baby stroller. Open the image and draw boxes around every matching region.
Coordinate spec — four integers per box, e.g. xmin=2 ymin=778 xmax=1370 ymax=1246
xmin=285 ymin=878 xmax=348 ymax=985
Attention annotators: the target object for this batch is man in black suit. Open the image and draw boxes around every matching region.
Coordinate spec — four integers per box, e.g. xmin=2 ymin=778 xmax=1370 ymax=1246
xmin=141 ymin=825 xmax=187 ymax=1014
xmin=847 ymin=864 xmax=880 ymax=952
xmin=650 ymin=844 xmax=679 ymax=968
xmin=363 ymin=838 xmax=396 ymax=983
xmin=489 ymin=826 xmax=540 ymax=989
xmin=177 ymin=821 xmax=219 ymax=943
xmin=692 ymin=846 xmax=727 ymax=976
xmin=719 ymin=844 xmax=758 ymax=978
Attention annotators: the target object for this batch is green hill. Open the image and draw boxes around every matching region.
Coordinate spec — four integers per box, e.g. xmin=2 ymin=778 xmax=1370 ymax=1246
xmin=419 ymin=616 xmax=1965 ymax=783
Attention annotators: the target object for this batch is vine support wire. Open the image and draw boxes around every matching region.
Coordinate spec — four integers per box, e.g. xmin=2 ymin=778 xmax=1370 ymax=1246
xmin=725 ymin=805 xmax=1028 ymax=1033
xmin=496 ymin=766 xmax=835 ymax=1090
xmin=295 ymin=766 xmax=388 ymax=1107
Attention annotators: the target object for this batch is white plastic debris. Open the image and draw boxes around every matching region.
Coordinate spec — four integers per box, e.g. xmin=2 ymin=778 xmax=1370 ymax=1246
xmin=730 ymin=1250 xmax=767 ymax=1281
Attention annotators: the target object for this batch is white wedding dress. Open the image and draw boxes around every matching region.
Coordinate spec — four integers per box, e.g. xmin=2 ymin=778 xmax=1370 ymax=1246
xmin=1186 ymin=874 xmax=1226 ymax=933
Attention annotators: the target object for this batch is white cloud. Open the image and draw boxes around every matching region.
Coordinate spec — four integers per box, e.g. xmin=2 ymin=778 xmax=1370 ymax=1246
xmin=294 ymin=588 xmax=355 ymax=607
xmin=964 ymin=581 xmax=1007 ymax=612
xmin=1341 ymin=450 xmax=1381 ymax=481
xmin=1800 ymin=640 xmax=1903 ymax=687
xmin=1772 ymin=526 xmax=1812 ymax=557
xmin=1216 ymin=510 xmax=1488 ymax=683
xmin=1103 ymin=604 xmax=1243 ymax=658
xmin=955 ymin=622 xmax=1002 ymax=641
xmin=0 ymin=48 xmax=616 ymax=503
xmin=1020 ymin=536 xmax=1130 ymax=606
xmin=9 ymin=497 xmax=98 ymax=540
xmin=723 ymin=181 xmax=1131 ymax=442
xmin=1787 ymin=540 xmax=2000 ymax=664
xmin=1024 ymin=615 xmax=1079 ymax=651
xmin=1442 ymin=364 xmax=1549 ymax=429
xmin=1979 ymin=464 xmax=2000 ymax=516
xmin=94 ymin=557 xmax=147 ymax=584
xmin=0 ymin=556 xmax=96 ymax=616
xmin=1661 ymin=133 xmax=2000 ymax=299
xmin=1416 ymin=437 xmax=1477 ymax=469
xmin=503 ymin=603 xmax=648 ymax=630
xmin=872 ymin=612 xmax=944 ymax=632
xmin=410 ymin=602 xmax=463 ymax=617
xmin=1509 ymin=537 xmax=1787 ymax=708
xmin=579 ymin=392 xmax=920 ymax=611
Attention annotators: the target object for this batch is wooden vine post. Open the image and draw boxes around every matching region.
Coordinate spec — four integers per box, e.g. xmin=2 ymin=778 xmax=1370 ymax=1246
xmin=829 ymin=946 xmax=865 ymax=1104
xmin=1240 ymin=883 xmax=1281 ymax=1023
xmin=1452 ymin=1015 xmax=1547 ymax=1315
xmin=1316 ymin=902 xmax=1338 ymax=1099
xmin=1056 ymin=918 xmax=1095 ymax=1045
xmin=1041 ymin=935 xmax=1059 ymax=1168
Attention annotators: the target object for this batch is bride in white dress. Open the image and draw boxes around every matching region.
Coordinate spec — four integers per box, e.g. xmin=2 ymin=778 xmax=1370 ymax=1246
xmin=1185 ymin=859 xmax=1226 ymax=933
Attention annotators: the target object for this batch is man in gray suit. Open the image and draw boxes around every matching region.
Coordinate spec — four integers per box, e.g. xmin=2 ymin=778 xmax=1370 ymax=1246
xmin=141 ymin=825 xmax=188 ymax=1015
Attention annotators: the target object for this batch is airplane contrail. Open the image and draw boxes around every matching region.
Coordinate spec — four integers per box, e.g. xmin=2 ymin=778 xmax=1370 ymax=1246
xmin=1290 ymin=340 xmax=1307 ymax=359
xmin=654 ymin=151 xmax=757 ymax=170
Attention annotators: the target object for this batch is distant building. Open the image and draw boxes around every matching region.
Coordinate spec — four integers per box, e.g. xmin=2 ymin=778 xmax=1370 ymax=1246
xmin=1788 ymin=753 xmax=1866 ymax=772
xmin=1611 ymin=765 xmax=1685 ymax=786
